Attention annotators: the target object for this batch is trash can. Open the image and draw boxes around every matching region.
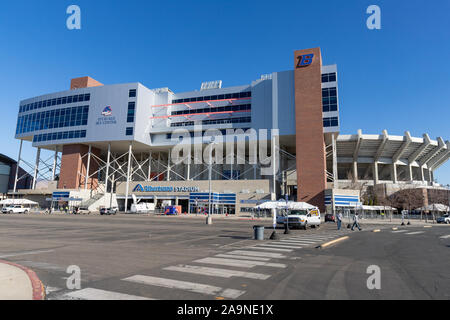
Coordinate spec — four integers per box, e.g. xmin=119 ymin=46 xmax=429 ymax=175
xmin=253 ymin=225 xmax=265 ymax=240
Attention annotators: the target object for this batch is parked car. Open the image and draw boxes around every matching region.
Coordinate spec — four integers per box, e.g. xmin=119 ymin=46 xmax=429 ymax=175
xmin=277 ymin=208 xmax=321 ymax=229
xmin=1 ymin=205 xmax=29 ymax=214
xmin=100 ymin=207 xmax=118 ymax=215
xmin=325 ymin=214 xmax=335 ymax=222
xmin=436 ymin=214 xmax=450 ymax=224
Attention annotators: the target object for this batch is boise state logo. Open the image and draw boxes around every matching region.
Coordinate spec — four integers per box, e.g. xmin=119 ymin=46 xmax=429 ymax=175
xmin=133 ymin=184 xmax=144 ymax=192
xmin=102 ymin=106 xmax=112 ymax=116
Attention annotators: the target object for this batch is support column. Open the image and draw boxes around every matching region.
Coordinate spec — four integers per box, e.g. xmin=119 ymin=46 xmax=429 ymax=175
xmin=352 ymin=161 xmax=358 ymax=182
xmin=167 ymin=151 xmax=171 ymax=181
xmin=105 ymin=143 xmax=111 ymax=191
xmin=408 ymin=164 xmax=413 ymax=181
xmin=332 ymin=133 xmax=338 ymax=188
xmin=124 ymin=142 xmax=133 ymax=213
xmin=33 ymin=148 xmax=41 ymax=190
xmin=51 ymin=146 xmax=58 ymax=181
xmin=158 ymin=152 xmax=161 ymax=180
xmin=391 ymin=163 xmax=398 ymax=184
xmin=147 ymin=151 xmax=152 ymax=181
xmin=186 ymin=154 xmax=191 ymax=181
xmin=84 ymin=145 xmax=92 ymax=190
xmin=373 ymin=162 xmax=379 ymax=185
xmin=428 ymin=169 xmax=433 ymax=183
xmin=13 ymin=140 xmax=23 ymax=193
xmin=272 ymin=135 xmax=277 ymax=200
xmin=420 ymin=166 xmax=425 ymax=182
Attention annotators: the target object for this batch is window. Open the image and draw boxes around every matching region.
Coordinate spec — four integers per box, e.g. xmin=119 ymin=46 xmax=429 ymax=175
xmin=323 ymin=117 xmax=339 ymax=127
xmin=126 ymin=127 xmax=134 ymax=136
xmin=322 ymin=88 xmax=338 ymax=112
xmin=129 ymin=89 xmax=137 ymax=98
xmin=127 ymin=102 xmax=136 ymax=123
xmin=322 ymin=72 xmax=337 ymax=83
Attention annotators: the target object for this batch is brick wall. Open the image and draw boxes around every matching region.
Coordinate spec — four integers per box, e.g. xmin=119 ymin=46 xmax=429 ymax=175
xmin=294 ymin=48 xmax=327 ymax=211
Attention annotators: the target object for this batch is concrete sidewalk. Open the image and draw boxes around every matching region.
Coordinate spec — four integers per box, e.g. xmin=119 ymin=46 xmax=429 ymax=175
xmin=0 ymin=260 xmax=45 ymax=300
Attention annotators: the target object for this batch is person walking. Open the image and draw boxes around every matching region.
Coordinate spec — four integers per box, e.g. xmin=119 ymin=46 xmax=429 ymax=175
xmin=337 ymin=212 xmax=343 ymax=230
xmin=351 ymin=212 xmax=362 ymax=231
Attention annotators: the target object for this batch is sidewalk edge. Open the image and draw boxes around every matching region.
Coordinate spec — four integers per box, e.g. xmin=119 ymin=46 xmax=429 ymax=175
xmin=0 ymin=259 xmax=45 ymax=300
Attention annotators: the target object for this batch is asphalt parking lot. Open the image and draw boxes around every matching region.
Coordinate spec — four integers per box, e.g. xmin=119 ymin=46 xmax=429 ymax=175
xmin=0 ymin=213 xmax=449 ymax=300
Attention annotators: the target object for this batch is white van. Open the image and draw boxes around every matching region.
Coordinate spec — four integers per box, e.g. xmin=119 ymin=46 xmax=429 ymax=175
xmin=277 ymin=208 xmax=321 ymax=229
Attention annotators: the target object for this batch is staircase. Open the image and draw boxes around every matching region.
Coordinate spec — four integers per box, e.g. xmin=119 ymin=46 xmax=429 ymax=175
xmin=79 ymin=193 xmax=104 ymax=208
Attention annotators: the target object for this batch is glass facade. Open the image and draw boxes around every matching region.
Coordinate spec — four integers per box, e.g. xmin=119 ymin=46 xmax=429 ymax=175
xmin=171 ymin=116 xmax=252 ymax=127
xmin=19 ymin=93 xmax=90 ymax=113
xmin=172 ymin=91 xmax=251 ymax=104
xmin=16 ymin=105 xmax=89 ymax=135
xmin=171 ymin=104 xmax=251 ymax=116
xmin=32 ymin=130 xmax=87 ymax=143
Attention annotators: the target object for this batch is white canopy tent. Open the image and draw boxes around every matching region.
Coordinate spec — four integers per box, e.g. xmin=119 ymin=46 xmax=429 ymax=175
xmin=416 ymin=204 xmax=450 ymax=212
xmin=255 ymin=201 xmax=317 ymax=211
xmin=0 ymin=199 xmax=38 ymax=206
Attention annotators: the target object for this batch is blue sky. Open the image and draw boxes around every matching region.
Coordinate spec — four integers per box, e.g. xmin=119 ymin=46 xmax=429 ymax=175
xmin=0 ymin=0 xmax=449 ymax=184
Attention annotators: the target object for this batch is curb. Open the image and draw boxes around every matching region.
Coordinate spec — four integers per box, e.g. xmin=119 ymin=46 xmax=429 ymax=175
xmin=0 ymin=259 xmax=45 ymax=300
xmin=317 ymin=236 xmax=349 ymax=249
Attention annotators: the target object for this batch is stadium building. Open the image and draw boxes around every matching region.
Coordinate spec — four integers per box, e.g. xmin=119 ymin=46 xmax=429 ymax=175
xmin=10 ymin=47 xmax=450 ymax=214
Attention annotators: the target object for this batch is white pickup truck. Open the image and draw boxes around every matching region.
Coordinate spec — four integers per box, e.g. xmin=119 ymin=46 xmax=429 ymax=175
xmin=277 ymin=208 xmax=321 ymax=229
xmin=1 ymin=205 xmax=29 ymax=214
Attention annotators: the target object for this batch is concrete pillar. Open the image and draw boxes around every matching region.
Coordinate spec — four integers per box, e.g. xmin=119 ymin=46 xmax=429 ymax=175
xmin=13 ymin=140 xmax=23 ymax=193
xmin=147 ymin=151 xmax=152 ymax=181
xmin=352 ymin=161 xmax=358 ymax=182
xmin=124 ymin=142 xmax=133 ymax=212
xmin=373 ymin=162 xmax=379 ymax=185
xmin=332 ymin=133 xmax=338 ymax=188
xmin=420 ymin=166 xmax=425 ymax=182
xmin=33 ymin=147 xmax=41 ymax=190
xmin=105 ymin=143 xmax=111 ymax=192
xmin=167 ymin=152 xmax=171 ymax=181
xmin=51 ymin=146 xmax=58 ymax=181
xmin=391 ymin=163 xmax=398 ymax=183
xmin=84 ymin=145 xmax=92 ymax=190
xmin=186 ymin=155 xmax=191 ymax=181
xmin=408 ymin=165 xmax=413 ymax=181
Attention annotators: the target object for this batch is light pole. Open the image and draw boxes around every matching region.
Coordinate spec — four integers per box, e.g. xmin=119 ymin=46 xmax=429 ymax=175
xmin=207 ymin=141 xmax=217 ymax=225
xmin=284 ymin=194 xmax=290 ymax=234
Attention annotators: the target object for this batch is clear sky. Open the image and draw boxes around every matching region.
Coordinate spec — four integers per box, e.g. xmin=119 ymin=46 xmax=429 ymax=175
xmin=0 ymin=0 xmax=449 ymax=184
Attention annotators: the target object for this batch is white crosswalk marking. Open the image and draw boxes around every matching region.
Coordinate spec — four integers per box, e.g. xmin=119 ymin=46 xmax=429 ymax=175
xmin=256 ymin=243 xmax=303 ymax=249
xmin=228 ymin=250 xmax=287 ymax=259
xmin=194 ymin=257 xmax=286 ymax=269
xmin=216 ymin=254 xmax=272 ymax=261
xmin=64 ymin=288 xmax=153 ymax=300
xmin=245 ymin=246 xmax=293 ymax=252
xmin=392 ymin=230 xmax=408 ymax=233
xmin=123 ymin=275 xmax=245 ymax=299
xmin=405 ymin=231 xmax=424 ymax=235
xmin=164 ymin=265 xmax=271 ymax=280
xmin=280 ymin=240 xmax=318 ymax=244
xmin=440 ymin=235 xmax=450 ymax=239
